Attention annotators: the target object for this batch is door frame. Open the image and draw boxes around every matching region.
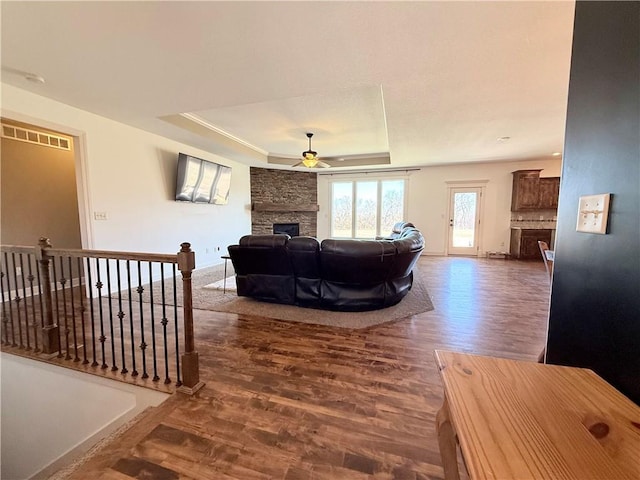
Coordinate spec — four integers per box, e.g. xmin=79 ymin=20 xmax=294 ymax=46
xmin=2 ymin=109 xmax=94 ymax=249
xmin=445 ymin=180 xmax=488 ymax=257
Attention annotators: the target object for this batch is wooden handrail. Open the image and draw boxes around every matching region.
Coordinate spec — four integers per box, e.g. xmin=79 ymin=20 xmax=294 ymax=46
xmin=48 ymin=248 xmax=177 ymax=264
xmin=0 ymin=246 xmax=37 ymax=255
xmin=0 ymin=238 xmax=203 ymax=395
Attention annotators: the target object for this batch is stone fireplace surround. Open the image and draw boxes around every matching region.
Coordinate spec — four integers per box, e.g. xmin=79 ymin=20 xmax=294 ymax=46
xmin=250 ymin=167 xmax=318 ymax=237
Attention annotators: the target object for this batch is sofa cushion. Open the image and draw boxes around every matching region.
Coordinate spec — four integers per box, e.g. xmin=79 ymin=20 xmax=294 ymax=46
xmin=239 ymin=234 xmax=289 ymax=248
xmin=320 ymin=239 xmax=396 ymax=284
xmin=287 ymin=236 xmax=322 ymax=306
xmin=228 ymin=234 xmax=295 ymax=304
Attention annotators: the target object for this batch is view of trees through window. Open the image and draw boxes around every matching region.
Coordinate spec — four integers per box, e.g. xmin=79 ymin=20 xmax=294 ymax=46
xmin=331 ymin=179 xmax=405 ymax=238
xmin=452 ymin=192 xmax=477 ymax=247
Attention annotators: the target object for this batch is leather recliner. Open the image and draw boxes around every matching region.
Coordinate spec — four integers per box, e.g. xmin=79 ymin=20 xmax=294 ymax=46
xmin=227 ymin=234 xmax=296 ymax=304
xmin=227 ymin=224 xmax=424 ymax=312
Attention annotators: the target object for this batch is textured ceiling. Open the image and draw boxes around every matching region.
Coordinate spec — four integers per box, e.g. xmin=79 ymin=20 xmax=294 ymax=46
xmin=1 ymin=1 xmax=575 ymax=170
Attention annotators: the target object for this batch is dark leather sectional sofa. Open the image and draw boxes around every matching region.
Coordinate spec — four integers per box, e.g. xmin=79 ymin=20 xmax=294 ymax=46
xmin=227 ymin=222 xmax=424 ymax=311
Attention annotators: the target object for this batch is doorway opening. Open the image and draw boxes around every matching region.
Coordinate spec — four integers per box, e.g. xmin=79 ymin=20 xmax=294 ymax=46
xmin=447 ymin=186 xmax=484 ymax=256
xmin=0 ymin=115 xmax=91 ymax=250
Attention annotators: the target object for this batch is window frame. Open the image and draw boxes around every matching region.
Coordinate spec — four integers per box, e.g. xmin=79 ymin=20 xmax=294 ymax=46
xmin=329 ymin=176 xmax=408 ymax=239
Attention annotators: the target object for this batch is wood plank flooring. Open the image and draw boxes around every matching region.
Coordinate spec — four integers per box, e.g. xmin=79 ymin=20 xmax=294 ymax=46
xmin=59 ymin=256 xmax=551 ymax=479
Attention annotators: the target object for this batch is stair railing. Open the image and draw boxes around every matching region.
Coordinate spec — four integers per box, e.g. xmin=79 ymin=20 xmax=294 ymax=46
xmin=0 ymin=238 xmax=203 ymax=394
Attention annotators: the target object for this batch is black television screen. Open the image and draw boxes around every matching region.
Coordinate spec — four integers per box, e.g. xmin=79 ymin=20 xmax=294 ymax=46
xmin=175 ymin=153 xmax=232 ymax=204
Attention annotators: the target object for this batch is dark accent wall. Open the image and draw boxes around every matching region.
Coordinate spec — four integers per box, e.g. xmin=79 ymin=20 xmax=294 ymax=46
xmin=250 ymin=167 xmax=318 ymax=237
xmin=546 ymin=2 xmax=640 ymax=404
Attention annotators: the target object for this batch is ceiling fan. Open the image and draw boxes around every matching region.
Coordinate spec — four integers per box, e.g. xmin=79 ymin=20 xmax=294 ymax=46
xmin=292 ymin=133 xmax=330 ymax=168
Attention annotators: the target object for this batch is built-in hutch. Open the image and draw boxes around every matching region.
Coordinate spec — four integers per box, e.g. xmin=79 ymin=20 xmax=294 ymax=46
xmin=510 ymin=170 xmax=559 ymax=260
xmin=511 ymin=170 xmax=560 ymax=211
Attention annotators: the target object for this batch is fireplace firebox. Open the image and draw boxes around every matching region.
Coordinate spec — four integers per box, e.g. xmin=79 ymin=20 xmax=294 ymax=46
xmin=273 ymin=223 xmax=299 ymax=237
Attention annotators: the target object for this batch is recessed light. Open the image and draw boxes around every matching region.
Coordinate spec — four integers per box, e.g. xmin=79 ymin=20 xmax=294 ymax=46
xmin=552 ymin=152 xmax=562 ymax=156
xmin=497 ymin=136 xmax=511 ymax=142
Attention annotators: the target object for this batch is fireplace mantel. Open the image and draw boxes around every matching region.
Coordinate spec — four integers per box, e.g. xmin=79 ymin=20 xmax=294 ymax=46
xmin=252 ymin=202 xmax=319 ymax=212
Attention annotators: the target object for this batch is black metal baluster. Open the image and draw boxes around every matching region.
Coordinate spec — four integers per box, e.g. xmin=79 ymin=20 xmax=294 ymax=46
xmin=51 ymin=257 xmax=62 ymax=357
xmin=96 ymin=259 xmax=108 ymax=369
xmin=106 ymin=259 xmax=117 ymax=371
xmin=160 ymin=263 xmax=171 ymax=384
xmin=68 ymin=257 xmax=79 ymax=362
xmin=127 ymin=260 xmax=138 ymax=377
xmin=137 ymin=261 xmax=149 ymax=379
xmin=78 ymin=257 xmax=89 ymax=364
xmin=172 ymin=264 xmax=182 ymax=387
xmin=27 ymin=255 xmax=39 ymax=352
xmin=4 ymin=253 xmax=16 ymax=346
xmin=0 ymin=256 xmax=8 ymax=345
xmin=148 ymin=262 xmax=160 ymax=382
xmin=87 ymin=258 xmax=99 ymax=367
xmin=116 ymin=260 xmax=127 ymax=374
xmin=19 ymin=254 xmax=31 ymax=350
xmin=59 ymin=256 xmax=71 ymax=360
xmin=11 ymin=253 xmax=24 ymax=349
xmin=36 ymin=260 xmax=44 ymax=328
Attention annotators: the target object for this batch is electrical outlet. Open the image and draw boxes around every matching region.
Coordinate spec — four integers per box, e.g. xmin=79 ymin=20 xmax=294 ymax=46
xmin=500 ymin=241 xmax=505 ymax=247
xmin=15 ymin=266 xmax=22 ymax=276
xmin=94 ymin=211 xmax=108 ymax=221
xmin=539 ymin=215 xmax=544 ymax=221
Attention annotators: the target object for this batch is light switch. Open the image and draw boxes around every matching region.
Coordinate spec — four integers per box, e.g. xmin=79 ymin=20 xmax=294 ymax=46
xmin=94 ymin=211 xmax=108 ymax=221
xmin=576 ymin=194 xmax=610 ymax=234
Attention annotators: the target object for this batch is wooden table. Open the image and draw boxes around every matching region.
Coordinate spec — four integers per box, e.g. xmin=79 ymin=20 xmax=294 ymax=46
xmin=434 ymin=350 xmax=640 ymax=480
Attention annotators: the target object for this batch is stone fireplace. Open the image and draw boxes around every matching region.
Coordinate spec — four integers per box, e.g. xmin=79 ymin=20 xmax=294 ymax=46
xmin=250 ymin=167 xmax=318 ymax=237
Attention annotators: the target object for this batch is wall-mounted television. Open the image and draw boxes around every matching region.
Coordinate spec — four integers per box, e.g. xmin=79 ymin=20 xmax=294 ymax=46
xmin=175 ymin=153 xmax=232 ymax=204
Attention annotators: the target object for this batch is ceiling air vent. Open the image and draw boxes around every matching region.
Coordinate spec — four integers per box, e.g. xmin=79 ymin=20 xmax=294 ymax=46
xmin=1 ymin=123 xmax=71 ymax=151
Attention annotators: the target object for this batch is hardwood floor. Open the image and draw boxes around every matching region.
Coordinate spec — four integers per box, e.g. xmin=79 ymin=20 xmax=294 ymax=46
xmin=62 ymin=256 xmax=550 ymax=479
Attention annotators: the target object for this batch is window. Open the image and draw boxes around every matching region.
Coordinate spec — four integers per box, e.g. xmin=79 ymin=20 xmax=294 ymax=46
xmin=330 ymin=178 xmax=406 ymax=238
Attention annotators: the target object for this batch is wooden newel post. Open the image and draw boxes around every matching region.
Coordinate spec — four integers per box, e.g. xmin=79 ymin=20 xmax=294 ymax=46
xmin=35 ymin=237 xmax=59 ymax=354
xmin=177 ymin=242 xmax=204 ymax=394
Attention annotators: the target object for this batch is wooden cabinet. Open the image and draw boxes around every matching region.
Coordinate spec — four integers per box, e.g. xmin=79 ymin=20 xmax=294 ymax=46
xmin=511 ymin=170 xmax=560 ymax=211
xmin=538 ymin=177 xmax=561 ymax=209
xmin=510 ymin=229 xmax=553 ymax=260
xmin=511 ymin=170 xmax=541 ymax=210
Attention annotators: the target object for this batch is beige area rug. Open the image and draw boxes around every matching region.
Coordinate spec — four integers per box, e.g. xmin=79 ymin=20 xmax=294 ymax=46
xmin=202 ymin=276 xmax=237 ymax=292
xmin=128 ymin=259 xmax=434 ymax=329
xmin=212 ymin=271 xmax=434 ymax=329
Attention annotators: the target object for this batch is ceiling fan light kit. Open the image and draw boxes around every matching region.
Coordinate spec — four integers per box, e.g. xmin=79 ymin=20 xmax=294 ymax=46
xmin=302 ymin=158 xmax=319 ymax=168
xmin=294 ymin=133 xmax=330 ymax=168
xmin=302 ymin=132 xmax=317 ymax=160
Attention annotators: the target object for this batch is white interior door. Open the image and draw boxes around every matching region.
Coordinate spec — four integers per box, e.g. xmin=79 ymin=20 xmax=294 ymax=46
xmin=447 ymin=187 xmax=482 ymax=255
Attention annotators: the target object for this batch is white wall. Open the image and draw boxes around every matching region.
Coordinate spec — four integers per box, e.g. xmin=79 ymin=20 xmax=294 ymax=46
xmin=1 ymin=84 xmax=252 ymax=268
xmin=0 ymin=354 xmax=168 ymax=480
xmin=317 ymin=159 xmax=561 ymax=255
xmin=3 ymin=83 xmax=562 ymax=260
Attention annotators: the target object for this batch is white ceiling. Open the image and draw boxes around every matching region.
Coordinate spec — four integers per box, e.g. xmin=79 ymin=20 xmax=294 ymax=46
xmin=1 ymin=1 xmax=575 ymax=170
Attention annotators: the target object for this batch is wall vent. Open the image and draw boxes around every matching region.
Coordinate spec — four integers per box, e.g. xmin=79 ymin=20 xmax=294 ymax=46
xmin=1 ymin=123 xmax=71 ymax=151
